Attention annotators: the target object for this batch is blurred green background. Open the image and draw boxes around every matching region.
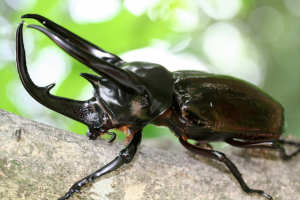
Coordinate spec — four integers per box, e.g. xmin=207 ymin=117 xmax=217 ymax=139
xmin=1 ymin=0 xmax=300 ymax=144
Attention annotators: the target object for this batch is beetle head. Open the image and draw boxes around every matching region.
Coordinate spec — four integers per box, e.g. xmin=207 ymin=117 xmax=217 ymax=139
xmin=79 ymin=60 xmax=172 ymax=126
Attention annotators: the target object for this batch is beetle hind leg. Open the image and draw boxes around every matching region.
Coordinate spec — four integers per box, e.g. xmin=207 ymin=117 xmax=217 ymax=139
xmin=179 ymin=137 xmax=273 ymax=200
xmin=58 ymin=130 xmax=142 ymax=200
xmin=225 ymin=139 xmax=300 ymax=161
xmin=278 ymin=138 xmax=300 ymax=146
xmin=277 ymin=138 xmax=300 ymax=160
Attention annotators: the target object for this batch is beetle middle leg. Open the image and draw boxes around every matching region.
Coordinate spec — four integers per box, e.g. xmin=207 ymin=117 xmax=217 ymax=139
xmin=225 ymin=139 xmax=300 ymax=160
xmin=179 ymin=136 xmax=273 ymax=200
xmin=58 ymin=130 xmax=142 ymax=200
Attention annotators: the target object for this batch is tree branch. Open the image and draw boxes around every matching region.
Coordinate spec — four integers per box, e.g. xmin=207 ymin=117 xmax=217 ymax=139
xmin=0 ymin=109 xmax=299 ymax=200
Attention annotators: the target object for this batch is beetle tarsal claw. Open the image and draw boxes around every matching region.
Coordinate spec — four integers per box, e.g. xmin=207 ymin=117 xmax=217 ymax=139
xmin=107 ymin=132 xmax=116 ymax=143
xmin=88 ymin=131 xmax=99 ymax=140
xmin=85 ymin=127 xmax=94 ymax=137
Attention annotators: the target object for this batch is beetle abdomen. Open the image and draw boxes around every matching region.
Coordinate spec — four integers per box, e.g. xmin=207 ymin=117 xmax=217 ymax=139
xmin=172 ymin=71 xmax=284 ymax=137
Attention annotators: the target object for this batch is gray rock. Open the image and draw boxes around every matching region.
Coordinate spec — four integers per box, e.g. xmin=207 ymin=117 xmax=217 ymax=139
xmin=0 ymin=109 xmax=299 ymax=200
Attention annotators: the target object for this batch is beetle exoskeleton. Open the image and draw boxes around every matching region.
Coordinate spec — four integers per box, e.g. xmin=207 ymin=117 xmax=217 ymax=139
xmin=16 ymin=14 xmax=300 ymax=200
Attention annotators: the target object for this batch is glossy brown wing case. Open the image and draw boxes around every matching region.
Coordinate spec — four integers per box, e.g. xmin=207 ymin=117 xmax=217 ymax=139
xmin=172 ymin=71 xmax=284 ymax=136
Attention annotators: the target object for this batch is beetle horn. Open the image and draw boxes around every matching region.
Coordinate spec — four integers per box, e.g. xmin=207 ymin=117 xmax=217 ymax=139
xmin=26 ymin=24 xmax=146 ymax=94
xmin=16 ymin=21 xmax=104 ymax=128
xmin=79 ymin=73 xmax=99 ymax=87
xmin=21 ymin=14 xmax=125 ymax=67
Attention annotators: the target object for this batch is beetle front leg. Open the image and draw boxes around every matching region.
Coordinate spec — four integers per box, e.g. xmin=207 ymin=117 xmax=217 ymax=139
xmin=58 ymin=130 xmax=142 ymax=200
xmin=179 ymin=136 xmax=273 ymax=200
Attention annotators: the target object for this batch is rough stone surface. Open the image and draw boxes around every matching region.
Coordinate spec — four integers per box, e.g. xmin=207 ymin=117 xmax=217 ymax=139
xmin=0 ymin=108 xmax=300 ymax=200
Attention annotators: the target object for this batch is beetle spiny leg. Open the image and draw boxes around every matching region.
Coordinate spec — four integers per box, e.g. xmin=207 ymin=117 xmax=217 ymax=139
xmin=277 ymin=145 xmax=300 ymax=160
xmin=225 ymin=139 xmax=300 ymax=161
xmin=220 ymin=154 xmax=273 ymax=199
xmin=74 ymin=189 xmax=81 ymax=194
xmin=179 ymin=136 xmax=273 ymax=200
xmin=21 ymin=14 xmax=125 ymax=67
xmin=89 ymin=177 xmax=95 ymax=183
xmin=59 ymin=130 xmax=142 ymax=199
xmin=278 ymin=138 xmax=300 ymax=146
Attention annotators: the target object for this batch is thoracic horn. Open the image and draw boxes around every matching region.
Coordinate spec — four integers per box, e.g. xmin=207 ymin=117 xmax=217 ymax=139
xmin=26 ymin=24 xmax=146 ymax=95
xmin=21 ymin=14 xmax=125 ymax=67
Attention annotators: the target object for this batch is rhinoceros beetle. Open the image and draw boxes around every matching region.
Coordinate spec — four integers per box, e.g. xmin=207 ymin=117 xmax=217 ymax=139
xmin=16 ymin=14 xmax=300 ymax=200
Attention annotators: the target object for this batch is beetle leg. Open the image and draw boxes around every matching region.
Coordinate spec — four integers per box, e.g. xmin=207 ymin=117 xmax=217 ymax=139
xmin=179 ymin=136 xmax=273 ymax=200
xmin=21 ymin=14 xmax=125 ymax=67
xmin=58 ymin=130 xmax=142 ymax=200
xmin=225 ymin=139 xmax=300 ymax=160
xmin=107 ymin=132 xmax=116 ymax=143
xmin=278 ymin=138 xmax=300 ymax=146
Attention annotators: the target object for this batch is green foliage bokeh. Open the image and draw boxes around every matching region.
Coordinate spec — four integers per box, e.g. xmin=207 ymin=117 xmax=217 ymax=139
xmin=1 ymin=0 xmax=300 ymax=143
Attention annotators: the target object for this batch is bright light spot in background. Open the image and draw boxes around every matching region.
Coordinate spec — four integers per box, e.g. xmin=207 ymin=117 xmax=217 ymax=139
xmin=0 ymin=16 xmax=13 ymax=36
xmin=0 ymin=39 xmax=14 ymax=62
xmin=199 ymin=0 xmax=242 ymax=20
xmin=284 ymin=0 xmax=300 ymax=17
xmin=166 ymin=8 xmax=198 ymax=32
xmin=4 ymin=0 xmax=37 ymax=10
xmin=248 ymin=7 xmax=284 ymax=43
xmin=6 ymin=46 xmax=72 ymax=129
xmin=0 ymin=16 xmax=14 ymax=69
xmin=69 ymin=0 xmax=121 ymax=24
xmin=29 ymin=46 xmax=71 ymax=93
xmin=203 ymin=22 xmax=242 ymax=73
xmin=233 ymin=58 xmax=263 ymax=86
xmin=203 ymin=22 xmax=263 ymax=86
xmin=121 ymin=40 xmax=208 ymax=72
xmin=22 ymin=28 xmax=37 ymax=57
xmin=7 ymin=80 xmax=47 ymax=118
xmin=6 ymin=80 xmax=73 ymax=129
xmin=144 ymin=0 xmax=208 ymax=32
xmin=124 ymin=0 xmax=159 ymax=16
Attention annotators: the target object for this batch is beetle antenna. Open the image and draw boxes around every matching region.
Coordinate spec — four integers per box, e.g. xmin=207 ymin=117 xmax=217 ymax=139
xmin=21 ymin=14 xmax=125 ymax=67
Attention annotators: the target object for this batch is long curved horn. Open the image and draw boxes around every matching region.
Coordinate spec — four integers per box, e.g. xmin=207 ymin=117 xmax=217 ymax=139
xmin=26 ymin=24 xmax=145 ymax=94
xmin=16 ymin=21 xmax=103 ymax=128
xmin=21 ymin=14 xmax=125 ymax=67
